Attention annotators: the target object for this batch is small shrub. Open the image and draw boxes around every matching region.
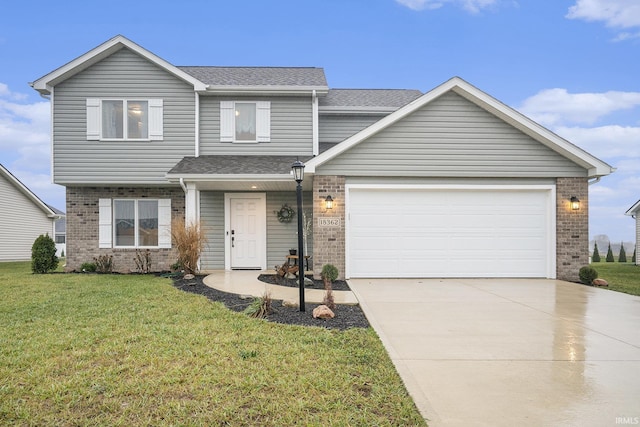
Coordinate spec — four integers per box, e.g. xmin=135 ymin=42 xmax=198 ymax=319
xmin=591 ymin=243 xmax=600 ymax=262
xmin=171 ymin=219 xmax=207 ymax=275
xmin=81 ymin=262 xmax=97 ymax=273
xmin=94 ymin=254 xmax=113 ymax=273
xmin=31 ymin=234 xmax=59 ymax=274
xmin=633 ymin=248 xmax=637 ymax=264
xmin=244 ymin=292 xmax=273 ymax=319
xmin=60 ymin=249 xmax=65 ymax=258
xmin=619 ymin=243 xmax=627 ymax=263
xmin=134 ymin=249 xmax=152 ymax=274
xmin=579 ymin=266 xmax=598 ymax=285
xmin=606 ymin=244 xmax=615 ymax=262
xmin=321 ymin=264 xmax=339 ymax=283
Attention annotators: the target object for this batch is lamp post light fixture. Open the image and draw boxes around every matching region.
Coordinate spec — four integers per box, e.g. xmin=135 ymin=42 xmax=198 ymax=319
xmin=291 ymin=160 xmax=306 ymax=312
xmin=570 ymin=196 xmax=580 ymax=211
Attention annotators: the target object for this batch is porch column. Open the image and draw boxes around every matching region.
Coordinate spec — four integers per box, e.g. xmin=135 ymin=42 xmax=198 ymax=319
xmin=556 ymin=177 xmax=589 ymax=282
xmin=184 ymin=181 xmax=199 ymax=226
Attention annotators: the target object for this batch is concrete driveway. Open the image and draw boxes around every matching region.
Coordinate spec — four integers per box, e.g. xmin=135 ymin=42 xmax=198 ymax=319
xmin=347 ymin=278 xmax=640 ymax=427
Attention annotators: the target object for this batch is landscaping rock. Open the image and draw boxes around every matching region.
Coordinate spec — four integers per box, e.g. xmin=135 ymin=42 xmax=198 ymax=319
xmin=282 ymin=299 xmax=299 ymax=308
xmin=304 ymin=277 xmax=314 ymax=287
xmin=239 ymin=294 xmax=254 ymax=300
xmin=592 ymin=278 xmax=609 ymax=286
xmin=184 ymin=274 xmax=195 ymax=280
xmin=313 ymin=305 xmax=335 ymax=319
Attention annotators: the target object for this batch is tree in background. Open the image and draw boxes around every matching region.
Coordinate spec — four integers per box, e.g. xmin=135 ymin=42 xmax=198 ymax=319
xmin=592 ymin=242 xmax=601 ymax=262
xmin=618 ymin=242 xmax=627 ymax=263
xmin=606 ymin=243 xmax=615 ymax=262
xmin=632 ymin=248 xmax=636 ymax=264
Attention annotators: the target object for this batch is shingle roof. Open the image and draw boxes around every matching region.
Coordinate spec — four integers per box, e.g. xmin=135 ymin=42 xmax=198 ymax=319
xmin=319 ymin=89 xmax=423 ymax=108
xmin=178 ymin=66 xmax=328 ymax=87
xmin=167 ymin=155 xmax=314 ymax=175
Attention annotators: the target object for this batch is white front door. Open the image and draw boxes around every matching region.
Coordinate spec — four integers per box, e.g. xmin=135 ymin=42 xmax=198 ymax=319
xmin=226 ymin=194 xmax=266 ymax=269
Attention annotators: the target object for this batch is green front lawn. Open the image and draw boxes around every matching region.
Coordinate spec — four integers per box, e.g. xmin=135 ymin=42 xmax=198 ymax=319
xmin=0 ymin=262 xmax=426 ymax=426
xmin=589 ymin=262 xmax=640 ymax=296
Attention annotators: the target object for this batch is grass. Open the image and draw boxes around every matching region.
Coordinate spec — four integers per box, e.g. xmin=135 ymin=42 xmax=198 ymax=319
xmin=589 ymin=261 xmax=640 ymax=296
xmin=0 ymin=262 xmax=426 ymax=426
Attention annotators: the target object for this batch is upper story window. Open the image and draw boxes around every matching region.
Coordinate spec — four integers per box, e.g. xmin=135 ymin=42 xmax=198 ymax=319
xmin=86 ymin=98 xmax=163 ymax=141
xmin=220 ymin=101 xmax=270 ymax=143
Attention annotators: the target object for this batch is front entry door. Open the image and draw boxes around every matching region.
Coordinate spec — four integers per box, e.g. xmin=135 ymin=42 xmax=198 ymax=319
xmin=228 ymin=195 xmax=266 ymax=269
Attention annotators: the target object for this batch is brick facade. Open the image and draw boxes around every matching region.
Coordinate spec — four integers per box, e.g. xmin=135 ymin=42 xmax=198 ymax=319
xmin=65 ymin=186 xmax=184 ymax=273
xmin=555 ymin=177 xmax=589 ymax=282
xmin=312 ymin=176 xmax=346 ymax=280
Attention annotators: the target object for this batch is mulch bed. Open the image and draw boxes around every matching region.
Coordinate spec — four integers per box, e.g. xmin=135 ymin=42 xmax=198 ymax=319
xmin=257 ymin=273 xmax=351 ymax=291
xmin=172 ymin=274 xmax=370 ymax=330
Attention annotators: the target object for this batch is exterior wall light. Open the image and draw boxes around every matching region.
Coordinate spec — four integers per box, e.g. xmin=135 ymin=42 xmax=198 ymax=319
xmin=570 ymin=196 xmax=580 ymax=211
xmin=325 ymin=195 xmax=334 ymax=210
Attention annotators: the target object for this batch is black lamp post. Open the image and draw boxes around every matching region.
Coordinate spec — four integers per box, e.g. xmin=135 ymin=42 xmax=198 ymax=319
xmin=291 ymin=160 xmax=306 ymax=312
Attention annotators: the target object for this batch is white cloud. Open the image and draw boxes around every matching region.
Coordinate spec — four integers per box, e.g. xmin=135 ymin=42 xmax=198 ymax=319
xmin=519 ymin=89 xmax=640 ymax=127
xmin=395 ymin=0 xmax=497 ymax=13
xmin=567 ymin=0 xmax=640 ymax=29
xmin=554 ymin=125 xmax=640 ymax=159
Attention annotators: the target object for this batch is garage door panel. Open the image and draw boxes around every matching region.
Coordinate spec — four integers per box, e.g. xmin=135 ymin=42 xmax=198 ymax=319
xmin=348 ymin=188 xmax=552 ymax=278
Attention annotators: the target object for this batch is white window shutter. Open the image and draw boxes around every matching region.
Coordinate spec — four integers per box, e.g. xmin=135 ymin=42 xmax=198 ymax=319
xmin=148 ymin=99 xmax=163 ymax=140
xmin=158 ymin=199 xmax=172 ymax=248
xmin=86 ymin=98 xmax=101 ymax=140
xmin=98 ymin=198 xmax=112 ymax=248
xmin=256 ymin=101 xmax=271 ymax=142
xmin=220 ymin=101 xmax=234 ymax=142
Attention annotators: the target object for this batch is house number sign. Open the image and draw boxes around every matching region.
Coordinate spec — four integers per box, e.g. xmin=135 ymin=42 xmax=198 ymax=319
xmin=318 ymin=217 xmax=341 ymax=227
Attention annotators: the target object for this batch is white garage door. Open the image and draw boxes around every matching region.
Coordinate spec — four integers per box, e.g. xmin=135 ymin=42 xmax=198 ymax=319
xmin=347 ymin=187 xmax=554 ymax=278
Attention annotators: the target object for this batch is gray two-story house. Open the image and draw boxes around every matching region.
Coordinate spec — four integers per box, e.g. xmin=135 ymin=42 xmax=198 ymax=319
xmin=31 ymin=35 xmax=613 ymax=281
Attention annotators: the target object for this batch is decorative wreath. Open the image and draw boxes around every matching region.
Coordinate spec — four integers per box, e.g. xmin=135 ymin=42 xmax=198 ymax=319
xmin=276 ymin=204 xmax=295 ymax=223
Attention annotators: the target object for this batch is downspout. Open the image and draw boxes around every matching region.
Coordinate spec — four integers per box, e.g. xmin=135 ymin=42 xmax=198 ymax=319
xmin=588 ymin=177 xmax=601 ymax=186
xmin=179 ymin=177 xmax=188 ymax=193
xmin=312 ymin=90 xmax=319 ymax=156
xmin=194 ymin=92 xmax=200 ymax=157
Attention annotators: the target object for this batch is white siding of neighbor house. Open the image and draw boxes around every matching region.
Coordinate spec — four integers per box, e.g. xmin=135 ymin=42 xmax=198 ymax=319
xmin=199 ymin=96 xmax=314 ymax=156
xmin=52 ymin=48 xmax=196 ymax=184
xmin=636 ymin=215 xmax=640 ymax=265
xmin=316 ymin=92 xmax=588 ymax=177
xmin=199 ymin=191 xmax=313 ymax=271
xmin=0 ymin=176 xmax=54 ymax=261
xmin=318 ymin=114 xmax=386 ymax=145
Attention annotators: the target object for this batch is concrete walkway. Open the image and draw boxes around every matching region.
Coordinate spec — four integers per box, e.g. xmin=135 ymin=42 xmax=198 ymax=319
xmin=202 ymin=270 xmax=358 ymax=305
xmin=348 ymin=278 xmax=640 ymax=427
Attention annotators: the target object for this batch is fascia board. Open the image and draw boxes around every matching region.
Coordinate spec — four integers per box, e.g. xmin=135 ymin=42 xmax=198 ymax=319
xmin=319 ymin=106 xmax=396 ymax=115
xmin=203 ymin=86 xmax=329 ymax=96
xmin=625 ymin=199 xmax=640 ymax=216
xmin=166 ymin=173 xmax=294 ymax=182
xmin=31 ymin=35 xmax=207 ymax=95
xmin=0 ymin=164 xmax=57 ymax=216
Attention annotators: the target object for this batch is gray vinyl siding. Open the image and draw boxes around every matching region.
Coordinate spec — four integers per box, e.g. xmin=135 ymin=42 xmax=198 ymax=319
xmin=318 ymin=114 xmax=386 ymax=144
xmin=200 ymin=192 xmax=225 ymax=269
xmin=53 ymin=48 xmax=196 ymax=184
xmin=199 ymin=191 xmax=313 ymax=270
xmin=0 ymin=177 xmax=54 ymax=261
xmin=266 ymin=192 xmax=313 ymax=270
xmin=199 ymin=96 xmax=313 ymax=156
xmin=317 ymin=92 xmax=588 ymax=178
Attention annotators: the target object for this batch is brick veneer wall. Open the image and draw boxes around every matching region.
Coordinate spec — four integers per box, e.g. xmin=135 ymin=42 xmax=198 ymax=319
xmin=556 ymin=177 xmax=589 ymax=282
xmin=65 ymin=186 xmax=184 ymax=273
xmin=312 ymin=176 xmax=346 ymax=280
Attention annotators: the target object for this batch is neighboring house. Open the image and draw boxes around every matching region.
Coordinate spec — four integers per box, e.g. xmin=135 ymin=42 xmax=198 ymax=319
xmin=0 ymin=164 xmax=64 ymax=261
xmin=31 ymin=35 xmax=614 ymax=281
xmin=625 ymin=200 xmax=640 ymax=265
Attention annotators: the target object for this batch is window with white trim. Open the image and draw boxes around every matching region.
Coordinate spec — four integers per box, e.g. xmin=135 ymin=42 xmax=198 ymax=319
xmin=220 ymin=101 xmax=270 ymax=143
xmin=86 ymin=98 xmax=163 ymax=141
xmin=99 ymin=198 xmax=171 ymax=249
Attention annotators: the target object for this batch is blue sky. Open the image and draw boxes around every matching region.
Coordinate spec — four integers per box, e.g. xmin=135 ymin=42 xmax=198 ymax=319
xmin=1 ymin=0 xmax=638 ymax=244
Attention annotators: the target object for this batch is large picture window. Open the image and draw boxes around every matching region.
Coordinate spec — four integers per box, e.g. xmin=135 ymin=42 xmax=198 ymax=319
xmin=114 ymin=199 xmax=159 ymax=247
